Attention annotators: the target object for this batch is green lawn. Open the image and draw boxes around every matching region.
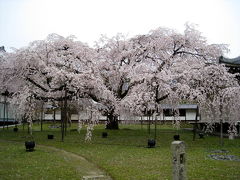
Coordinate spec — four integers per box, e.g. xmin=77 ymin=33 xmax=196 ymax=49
xmin=0 ymin=123 xmax=240 ymax=180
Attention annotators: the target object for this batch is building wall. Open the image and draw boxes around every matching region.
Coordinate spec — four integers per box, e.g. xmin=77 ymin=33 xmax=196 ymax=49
xmin=0 ymin=101 xmax=15 ymax=121
xmin=41 ymin=109 xmax=199 ymax=122
xmin=186 ymin=109 xmax=199 ymax=120
xmin=0 ymin=97 xmax=201 ymax=123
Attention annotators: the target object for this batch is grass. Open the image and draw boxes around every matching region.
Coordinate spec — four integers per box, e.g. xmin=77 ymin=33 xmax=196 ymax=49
xmin=0 ymin=139 xmax=109 ymax=180
xmin=0 ymin=122 xmax=240 ymax=180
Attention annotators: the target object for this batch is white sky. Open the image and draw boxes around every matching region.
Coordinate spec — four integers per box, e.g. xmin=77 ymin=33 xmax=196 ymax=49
xmin=0 ymin=0 xmax=239 ymax=57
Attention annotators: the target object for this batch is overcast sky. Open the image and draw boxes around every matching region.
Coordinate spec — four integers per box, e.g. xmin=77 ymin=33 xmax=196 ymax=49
xmin=0 ymin=0 xmax=239 ymax=57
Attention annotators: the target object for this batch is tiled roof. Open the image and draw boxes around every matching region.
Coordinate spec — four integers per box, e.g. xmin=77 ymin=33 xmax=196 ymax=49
xmin=0 ymin=46 xmax=5 ymax=52
xmin=160 ymin=104 xmax=198 ymax=109
xmin=219 ymin=56 xmax=240 ymax=66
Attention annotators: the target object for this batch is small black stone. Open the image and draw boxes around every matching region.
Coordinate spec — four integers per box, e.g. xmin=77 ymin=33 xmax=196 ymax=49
xmin=102 ymin=132 xmax=108 ymax=138
xmin=147 ymin=139 xmax=156 ymax=148
xmin=48 ymin=135 xmax=54 ymax=139
xmin=173 ymin=135 xmax=180 ymax=140
xmin=199 ymin=133 xmax=204 ymax=139
xmin=25 ymin=141 xmax=35 ymax=152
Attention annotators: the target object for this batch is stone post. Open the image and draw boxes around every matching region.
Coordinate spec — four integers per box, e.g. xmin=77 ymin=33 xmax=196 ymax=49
xmin=229 ymin=133 xmax=234 ymax=140
xmin=171 ymin=141 xmax=187 ymax=180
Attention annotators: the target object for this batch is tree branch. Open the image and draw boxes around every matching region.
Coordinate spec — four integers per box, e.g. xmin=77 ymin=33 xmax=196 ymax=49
xmin=26 ymin=77 xmax=48 ymax=92
xmin=156 ymin=93 xmax=169 ymax=103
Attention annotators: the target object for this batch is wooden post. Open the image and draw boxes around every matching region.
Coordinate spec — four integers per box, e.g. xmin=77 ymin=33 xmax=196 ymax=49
xmin=61 ymin=101 xmax=65 ymax=142
xmin=53 ymin=107 xmax=56 ymax=124
xmin=3 ymin=95 xmax=6 ymax=130
xmin=154 ymin=113 xmax=157 ymax=140
xmin=61 ymin=88 xmax=68 ymax=140
xmin=64 ymin=89 xmax=67 ymax=136
xmin=6 ymin=100 xmax=8 ymax=129
xmin=220 ymin=119 xmax=223 ymax=146
xmin=40 ymin=102 xmax=43 ymax=131
xmin=220 ymin=99 xmax=224 ymax=147
xmin=193 ymin=106 xmax=199 ymax=141
xmin=148 ymin=115 xmax=151 ymax=136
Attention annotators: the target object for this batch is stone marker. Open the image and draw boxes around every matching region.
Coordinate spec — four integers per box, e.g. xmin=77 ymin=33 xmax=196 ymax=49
xmin=229 ymin=133 xmax=234 ymax=140
xmin=171 ymin=141 xmax=187 ymax=180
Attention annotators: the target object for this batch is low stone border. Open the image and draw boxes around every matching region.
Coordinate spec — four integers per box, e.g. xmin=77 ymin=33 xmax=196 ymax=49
xmin=82 ymin=175 xmax=105 ymax=180
xmin=209 ymin=149 xmax=229 ymax=153
xmin=48 ymin=125 xmax=61 ymax=128
xmin=208 ymin=149 xmax=240 ymax=161
xmin=208 ymin=154 xmax=240 ymax=161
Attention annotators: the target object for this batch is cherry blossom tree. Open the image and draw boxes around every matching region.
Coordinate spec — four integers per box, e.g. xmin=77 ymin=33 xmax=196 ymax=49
xmin=90 ymin=34 xmax=133 ymax=129
xmin=1 ymin=34 xmax=103 ymax=140
xmin=182 ymin=64 xmax=239 ymax=143
xmin=117 ymin=25 xmax=239 ymax=143
xmin=1 ymin=24 xmax=239 ymax=142
xmin=93 ymin=24 xmax=236 ymax=131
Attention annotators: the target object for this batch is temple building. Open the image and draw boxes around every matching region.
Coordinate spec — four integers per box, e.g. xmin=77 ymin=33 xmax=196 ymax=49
xmin=219 ymin=56 xmax=240 ymax=82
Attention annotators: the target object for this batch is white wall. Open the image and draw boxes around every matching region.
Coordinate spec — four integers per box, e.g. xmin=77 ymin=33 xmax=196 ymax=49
xmin=186 ymin=109 xmax=200 ymax=120
xmin=42 ymin=109 xmax=200 ymax=122
xmin=0 ymin=102 xmax=15 ymax=121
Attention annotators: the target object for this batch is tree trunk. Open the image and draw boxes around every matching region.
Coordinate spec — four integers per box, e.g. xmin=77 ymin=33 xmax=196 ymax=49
xmin=106 ymin=111 xmax=119 ymax=130
xmin=53 ymin=108 xmax=56 ymax=124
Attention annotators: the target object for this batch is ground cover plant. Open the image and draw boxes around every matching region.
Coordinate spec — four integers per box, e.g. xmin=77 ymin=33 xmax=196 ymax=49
xmin=0 ymin=123 xmax=240 ymax=180
xmin=0 ymin=136 xmax=110 ymax=179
